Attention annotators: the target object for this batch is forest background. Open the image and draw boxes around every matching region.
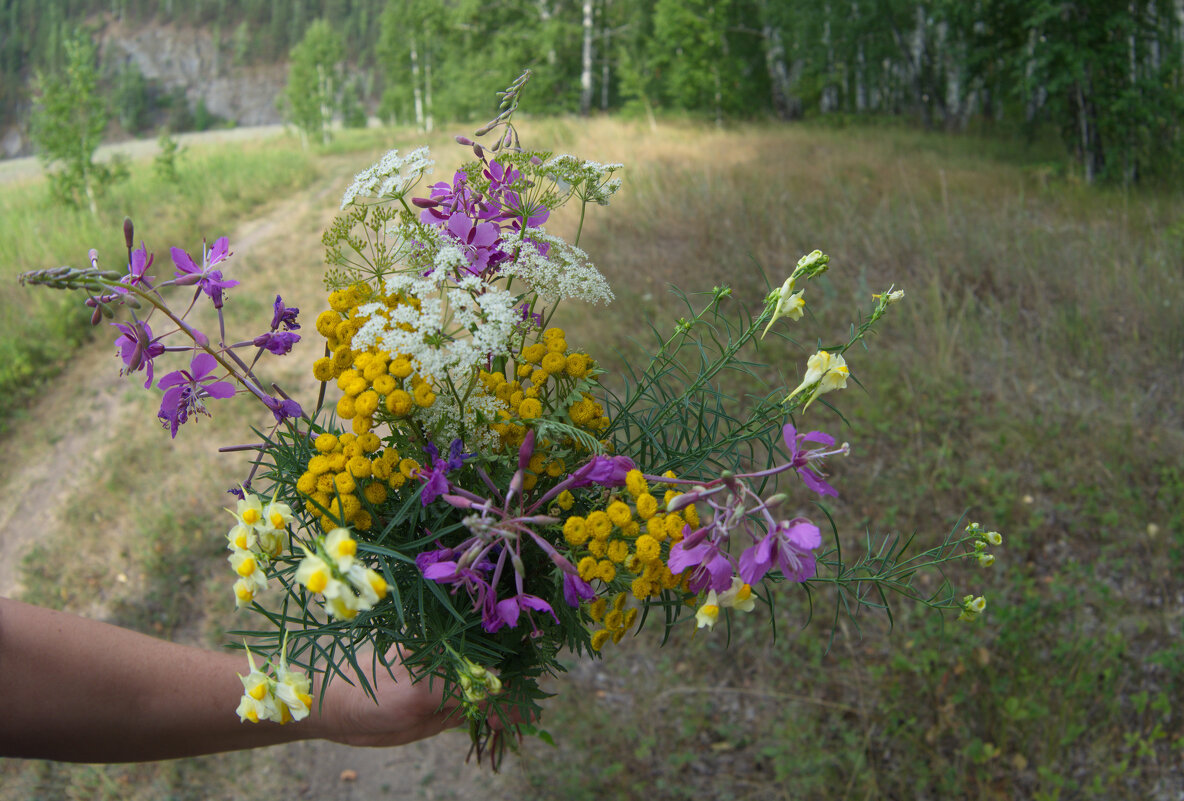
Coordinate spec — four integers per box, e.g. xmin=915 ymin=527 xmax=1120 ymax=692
xmin=1 ymin=1 xmax=1183 ymax=799
xmin=3 ymin=0 xmax=1184 ymax=184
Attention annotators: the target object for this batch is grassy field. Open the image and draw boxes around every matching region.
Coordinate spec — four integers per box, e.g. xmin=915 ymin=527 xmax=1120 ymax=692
xmin=2 ymin=117 xmax=1181 ymax=799
xmin=0 ymin=133 xmax=320 ymax=428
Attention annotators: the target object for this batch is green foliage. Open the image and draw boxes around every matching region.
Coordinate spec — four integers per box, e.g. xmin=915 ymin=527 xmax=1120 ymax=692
xmin=0 ymin=138 xmax=318 ymax=429
xmin=153 ymin=130 xmax=182 ymax=182
xmin=29 ymin=29 xmax=124 ymax=213
xmin=282 ymin=19 xmax=344 ymax=146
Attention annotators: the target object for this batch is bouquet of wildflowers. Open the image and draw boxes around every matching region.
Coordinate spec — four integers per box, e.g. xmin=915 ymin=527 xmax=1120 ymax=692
xmin=21 ymin=72 xmax=1000 ymax=762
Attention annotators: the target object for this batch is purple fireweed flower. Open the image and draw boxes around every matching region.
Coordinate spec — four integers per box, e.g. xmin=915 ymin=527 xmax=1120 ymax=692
xmin=483 ymin=160 xmax=521 ymax=194
xmin=420 ymin=543 xmax=502 ymax=629
xmin=516 ymin=302 xmax=544 ymax=328
xmin=416 ymin=546 xmax=456 ymax=575
xmin=738 ymin=517 xmax=821 ymax=585
xmin=252 ymin=331 xmax=301 ymax=355
xmin=116 ymin=243 xmax=155 ymax=293
xmin=112 ymin=319 xmax=165 ymax=388
xmin=270 ymin=295 xmax=300 ymax=332
xmin=562 ymin=572 xmax=596 ymax=607
xmin=445 ymin=212 xmax=504 ymax=275
xmin=419 ymin=438 xmax=475 ymax=506
xmin=490 ymin=592 xmax=557 ymax=635
xmin=568 ymin=455 xmax=637 ymax=489
xmin=668 ymin=538 xmax=735 ymax=594
xmin=262 ymin=395 xmax=303 ymax=423
xmin=417 ymin=172 xmax=493 ymax=225
xmin=156 ymin=352 xmax=236 ymax=437
xmin=171 ymin=237 xmax=238 ymax=308
xmin=783 ymin=423 xmax=840 ymax=497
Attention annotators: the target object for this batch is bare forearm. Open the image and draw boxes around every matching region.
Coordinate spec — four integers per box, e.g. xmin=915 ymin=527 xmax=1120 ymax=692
xmin=0 ymin=598 xmax=323 ymax=762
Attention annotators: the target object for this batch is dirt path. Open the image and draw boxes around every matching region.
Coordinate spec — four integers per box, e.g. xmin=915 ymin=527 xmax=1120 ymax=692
xmin=0 ymin=153 xmax=526 ymax=798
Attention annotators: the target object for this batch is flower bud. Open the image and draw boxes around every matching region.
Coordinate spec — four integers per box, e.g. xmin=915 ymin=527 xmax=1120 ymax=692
xmin=455 ymin=135 xmax=474 ymax=146
xmin=123 ymin=217 xmax=134 ymax=250
xmin=90 ymin=306 xmax=103 ymax=326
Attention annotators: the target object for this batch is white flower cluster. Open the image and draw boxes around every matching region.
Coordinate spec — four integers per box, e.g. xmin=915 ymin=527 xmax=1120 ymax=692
xmin=501 ymin=231 xmax=614 ymax=306
xmin=341 ymin=146 xmax=435 ymax=209
xmin=543 ymin=154 xmax=624 ymax=206
xmin=415 ymin=384 xmax=505 ymax=452
xmin=351 ymin=272 xmax=519 ymax=380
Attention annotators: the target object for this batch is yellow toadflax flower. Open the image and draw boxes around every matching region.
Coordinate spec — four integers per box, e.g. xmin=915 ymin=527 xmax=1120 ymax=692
xmin=235 ymin=648 xmax=279 ymax=724
xmin=695 ymin=590 xmax=721 ymax=630
xmin=762 ymin=275 xmax=807 ymax=338
xmin=718 ymin=577 xmax=756 ymax=613
xmin=783 ymin=350 xmax=849 ymax=410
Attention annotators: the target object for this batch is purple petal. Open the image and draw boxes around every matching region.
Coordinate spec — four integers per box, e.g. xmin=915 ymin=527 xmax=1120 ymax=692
xmin=704 ymin=553 xmax=735 ymax=592
xmin=189 ymin=352 xmax=218 ymax=380
xmin=520 ymin=594 xmax=557 ymax=622
xmin=496 ymin=597 xmax=520 ymax=628
xmin=157 ymin=370 xmax=187 ymax=390
xmin=798 ymin=467 xmax=838 ymax=498
xmin=785 ymin=518 xmax=822 ymax=550
xmin=801 ymin=430 xmax=835 ymax=447
xmin=471 ymin=221 xmax=500 ymax=248
xmin=782 ymin=423 xmax=799 ymax=453
xmin=423 ymin=561 xmax=459 ymax=581
xmin=171 ymin=247 xmax=198 ymax=275
xmin=446 ymin=213 xmax=474 ymax=241
xmin=208 ymin=237 xmax=230 ymax=265
xmin=202 ymin=380 xmax=237 ymax=400
xmin=667 ymin=541 xmax=708 ymax=575
xmin=738 ymin=543 xmax=770 ymax=584
xmin=562 ymin=573 xmax=595 ymax=607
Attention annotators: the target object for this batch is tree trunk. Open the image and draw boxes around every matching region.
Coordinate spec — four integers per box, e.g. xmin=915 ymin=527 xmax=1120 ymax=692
xmin=410 ymin=36 xmax=424 ymax=132
xmin=601 ymin=0 xmax=611 ymax=111
xmin=761 ymin=10 xmax=794 ymax=119
xmin=424 ymin=37 xmax=434 ymax=134
xmin=580 ymin=0 xmax=594 ymax=116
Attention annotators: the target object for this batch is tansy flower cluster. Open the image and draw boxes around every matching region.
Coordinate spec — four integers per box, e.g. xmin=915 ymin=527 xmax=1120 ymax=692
xmin=295 ymin=528 xmax=390 ymax=620
xmin=295 ymin=429 xmax=409 ymax=532
xmin=226 ymin=490 xmax=292 ymax=608
xmin=566 ymin=469 xmax=695 ymax=602
xmin=585 ymin=593 xmax=638 ymax=651
xmin=476 ymin=325 xmax=605 ymax=454
xmin=312 ymin=286 xmax=440 ymax=438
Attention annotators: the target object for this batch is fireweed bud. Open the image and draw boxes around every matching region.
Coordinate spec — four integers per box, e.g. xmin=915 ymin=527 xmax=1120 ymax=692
xmin=90 ymin=306 xmax=103 ymax=326
xmin=123 ymin=217 xmax=134 ymax=249
xmin=455 ymin=135 xmax=474 ymax=146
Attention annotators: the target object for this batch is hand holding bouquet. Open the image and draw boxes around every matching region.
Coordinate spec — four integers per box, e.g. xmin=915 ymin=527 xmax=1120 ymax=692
xmin=21 ymin=71 xmax=999 ymax=764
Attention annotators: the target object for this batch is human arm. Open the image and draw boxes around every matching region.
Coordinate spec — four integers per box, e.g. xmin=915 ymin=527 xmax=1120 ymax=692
xmin=0 ymin=597 xmax=463 ymax=762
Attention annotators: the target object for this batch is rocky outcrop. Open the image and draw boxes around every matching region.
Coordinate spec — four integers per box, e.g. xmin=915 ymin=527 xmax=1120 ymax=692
xmin=99 ymin=21 xmax=287 ymax=128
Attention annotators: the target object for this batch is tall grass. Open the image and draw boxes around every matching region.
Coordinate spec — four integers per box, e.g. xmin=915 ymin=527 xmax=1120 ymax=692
xmin=0 ymin=137 xmax=318 ymax=426
xmin=518 ymin=117 xmax=1184 ymax=799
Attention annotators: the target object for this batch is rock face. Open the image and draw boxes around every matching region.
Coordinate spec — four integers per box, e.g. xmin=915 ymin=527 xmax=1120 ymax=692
xmin=99 ymin=21 xmax=287 ymax=128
